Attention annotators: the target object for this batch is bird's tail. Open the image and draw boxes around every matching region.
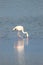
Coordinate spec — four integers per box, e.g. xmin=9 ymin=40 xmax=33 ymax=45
xmin=13 ymin=27 xmax=15 ymax=30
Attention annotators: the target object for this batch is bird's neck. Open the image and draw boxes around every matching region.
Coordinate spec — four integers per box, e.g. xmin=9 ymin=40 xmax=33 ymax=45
xmin=22 ymin=31 xmax=26 ymax=34
xmin=22 ymin=30 xmax=28 ymax=37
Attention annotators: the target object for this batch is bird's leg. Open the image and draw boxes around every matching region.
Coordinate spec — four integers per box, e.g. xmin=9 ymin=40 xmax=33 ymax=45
xmin=17 ymin=31 xmax=21 ymax=37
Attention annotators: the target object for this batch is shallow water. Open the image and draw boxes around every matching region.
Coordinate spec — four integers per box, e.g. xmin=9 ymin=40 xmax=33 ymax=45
xmin=0 ymin=0 xmax=43 ymax=65
xmin=0 ymin=36 xmax=43 ymax=65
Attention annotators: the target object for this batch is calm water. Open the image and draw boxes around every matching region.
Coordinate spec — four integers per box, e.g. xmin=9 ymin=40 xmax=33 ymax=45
xmin=0 ymin=0 xmax=43 ymax=65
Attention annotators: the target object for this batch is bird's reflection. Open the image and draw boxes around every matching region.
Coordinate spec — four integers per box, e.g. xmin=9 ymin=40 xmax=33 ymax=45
xmin=14 ymin=38 xmax=28 ymax=51
xmin=13 ymin=38 xmax=28 ymax=65
xmin=14 ymin=39 xmax=24 ymax=52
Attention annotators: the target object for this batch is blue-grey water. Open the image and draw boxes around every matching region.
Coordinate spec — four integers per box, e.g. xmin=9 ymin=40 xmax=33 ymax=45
xmin=0 ymin=0 xmax=43 ymax=65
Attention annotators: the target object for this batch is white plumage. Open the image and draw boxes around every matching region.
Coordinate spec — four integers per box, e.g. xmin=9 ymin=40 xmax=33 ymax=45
xmin=13 ymin=26 xmax=24 ymax=31
xmin=13 ymin=25 xmax=29 ymax=37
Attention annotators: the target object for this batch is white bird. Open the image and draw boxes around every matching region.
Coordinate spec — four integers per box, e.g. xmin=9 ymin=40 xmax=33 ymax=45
xmin=13 ymin=25 xmax=29 ymax=38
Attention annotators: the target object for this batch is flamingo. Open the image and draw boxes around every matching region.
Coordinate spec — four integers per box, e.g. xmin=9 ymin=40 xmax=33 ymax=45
xmin=13 ymin=25 xmax=29 ymax=38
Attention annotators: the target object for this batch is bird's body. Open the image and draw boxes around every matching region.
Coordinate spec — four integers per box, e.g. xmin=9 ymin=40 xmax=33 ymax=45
xmin=13 ymin=26 xmax=24 ymax=31
xmin=13 ymin=25 xmax=29 ymax=38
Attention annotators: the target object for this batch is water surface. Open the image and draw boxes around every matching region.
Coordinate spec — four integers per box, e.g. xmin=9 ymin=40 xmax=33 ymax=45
xmin=0 ymin=0 xmax=43 ymax=65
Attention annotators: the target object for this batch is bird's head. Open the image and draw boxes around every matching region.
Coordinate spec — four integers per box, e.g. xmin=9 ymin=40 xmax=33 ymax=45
xmin=26 ymin=32 xmax=29 ymax=37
